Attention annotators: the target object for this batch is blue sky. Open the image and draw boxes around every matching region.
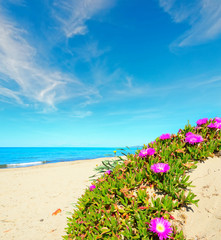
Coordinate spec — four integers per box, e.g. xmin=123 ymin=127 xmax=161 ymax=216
xmin=0 ymin=0 xmax=221 ymax=147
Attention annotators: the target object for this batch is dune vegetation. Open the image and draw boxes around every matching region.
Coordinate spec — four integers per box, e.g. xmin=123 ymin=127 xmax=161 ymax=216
xmin=64 ymin=117 xmax=221 ymax=240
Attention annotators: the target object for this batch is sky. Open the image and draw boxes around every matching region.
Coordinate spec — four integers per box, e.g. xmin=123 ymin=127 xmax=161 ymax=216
xmin=0 ymin=0 xmax=221 ymax=147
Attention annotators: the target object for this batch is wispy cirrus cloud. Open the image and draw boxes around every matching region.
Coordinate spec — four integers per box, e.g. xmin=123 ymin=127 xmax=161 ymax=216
xmin=71 ymin=110 xmax=92 ymax=118
xmin=113 ymin=75 xmax=151 ymax=96
xmin=87 ymin=64 xmax=149 ymax=98
xmin=159 ymin=0 xmax=221 ymax=47
xmin=187 ymin=74 xmax=221 ymax=88
xmin=52 ymin=0 xmax=114 ymax=38
xmin=109 ymin=70 xmax=221 ymax=102
xmin=72 ymin=41 xmax=110 ymax=62
xmin=0 ymin=86 xmax=22 ymax=104
xmin=0 ymin=15 xmax=99 ymax=110
xmin=0 ymin=2 xmax=107 ymax=111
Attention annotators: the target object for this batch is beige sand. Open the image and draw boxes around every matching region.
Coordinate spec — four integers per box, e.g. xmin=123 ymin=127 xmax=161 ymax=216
xmin=0 ymin=156 xmax=221 ymax=240
xmin=0 ymin=157 xmax=118 ymax=240
xmin=172 ymin=156 xmax=221 ymax=240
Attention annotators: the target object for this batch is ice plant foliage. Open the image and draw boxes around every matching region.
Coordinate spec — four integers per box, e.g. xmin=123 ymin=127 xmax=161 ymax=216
xmin=196 ymin=118 xmax=208 ymax=126
xmin=89 ymin=185 xmax=96 ymax=191
xmin=159 ymin=133 xmax=171 ymax=140
xmin=65 ymin=116 xmax=221 ymax=239
xmin=151 ymin=163 xmax=170 ymax=173
xmin=148 ymin=140 xmax=156 ymax=147
xmin=139 ymin=148 xmax=155 ymax=157
xmin=185 ymin=132 xmax=204 ymax=144
xmin=149 ymin=217 xmax=172 ymax=240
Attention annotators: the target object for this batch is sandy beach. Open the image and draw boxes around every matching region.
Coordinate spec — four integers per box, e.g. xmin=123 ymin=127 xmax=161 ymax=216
xmin=172 ymin=155 xmax=221 ymax=240
xmin=0 ymin=157 xmax=113 ymax=240
xmin=1 ymin=156 xmax=221 ymax=240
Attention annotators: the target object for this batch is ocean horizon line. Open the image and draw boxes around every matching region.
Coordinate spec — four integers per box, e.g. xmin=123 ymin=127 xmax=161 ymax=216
xmin=0 ymin=146 xmax=141 ymax=149
xmin=0 ymin=146 xmax=139 ymax=169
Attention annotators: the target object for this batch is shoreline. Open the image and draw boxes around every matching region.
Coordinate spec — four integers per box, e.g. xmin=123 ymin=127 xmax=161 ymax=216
xmin=0 ymin=156 xmax=122 ymax=171
xmin=0 ymin=155 xmax=122 ymax=169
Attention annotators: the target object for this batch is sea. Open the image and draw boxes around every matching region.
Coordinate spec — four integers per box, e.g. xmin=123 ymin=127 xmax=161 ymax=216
xmin=0 ymin=147 xmax=139 ymax=168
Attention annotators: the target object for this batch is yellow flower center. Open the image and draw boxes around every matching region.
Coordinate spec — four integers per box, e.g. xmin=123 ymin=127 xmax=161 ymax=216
xmin=156 ymin=223 xmax=165 ymax=232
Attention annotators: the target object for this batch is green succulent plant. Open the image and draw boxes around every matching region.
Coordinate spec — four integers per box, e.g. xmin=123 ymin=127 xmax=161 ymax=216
xmin=64 ymin=118 xmax=221 ymax=239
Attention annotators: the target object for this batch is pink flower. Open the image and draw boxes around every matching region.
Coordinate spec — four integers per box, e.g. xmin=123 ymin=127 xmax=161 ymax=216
xmin=159 ymin=133 xmax=171 ymax=140
xmin=149 ymin=217 xmax=172 ymax=240
xmin=105 ymin=170 xmax=112 ymax=175
xmin=150 ymin=163 xmax=170 ymax=173
xmin=214 ymin=117 xmax=221 ymax=123
xmin=185 ymin=132 xmax=194 ymax=137
xmin=185 ymin=133 xmax=204 ymax=144
xmin=208 ymin=123 xmax=216 ymax=128
xmin=208 ymin=122 xmax=221 ymax=129
xmin=89 ymin=185 xmax=96 ymax=191
xmin=139 ymin=148 xmax=155 ymax=157
xmin=196 ymin=118 xmax=208 ymax=126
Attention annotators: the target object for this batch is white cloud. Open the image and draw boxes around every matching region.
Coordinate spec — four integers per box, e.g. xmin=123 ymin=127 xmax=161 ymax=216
xmin=72 ymin=110 xmax=92 ymax=118
xmin=113 ymin=77 xmax=150 ymax=97
xmin=52 ymin=0 xmax=114 ymax=38
xmin=0 ymin=13 xmax=100 ymax=110
xmin=0 ymin=0 xmax=117 ymax=110
xmin=126 ymin=76 xmax=133 ymax=88
xmin=88 ymin=64 xmax=149 ymax=97
xmin=159 ymin=0 xmax=221 ymax=46
xmin=0 ymin=86 xmax=22 ymax=104
xmin=188 ymin=74 xmax=221 ymax=88
xmin=72 ymin=41 xmax=110 ymax=62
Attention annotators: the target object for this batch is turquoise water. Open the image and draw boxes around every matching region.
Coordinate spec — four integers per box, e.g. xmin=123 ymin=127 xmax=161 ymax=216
xmin=0 ymin=147 xmax=138 ymax=168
